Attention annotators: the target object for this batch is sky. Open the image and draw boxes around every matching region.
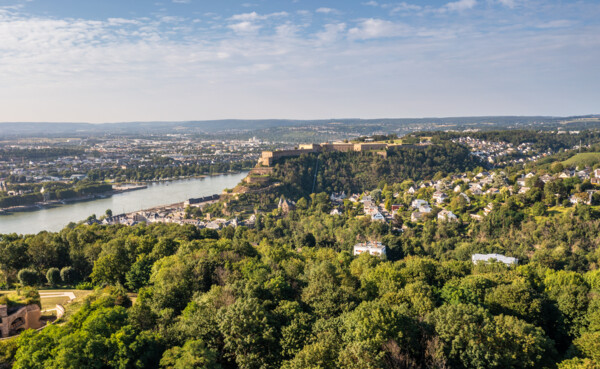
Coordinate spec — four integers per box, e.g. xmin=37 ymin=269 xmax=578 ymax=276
xmin=0 ymin=0 xmax=598 ymax=123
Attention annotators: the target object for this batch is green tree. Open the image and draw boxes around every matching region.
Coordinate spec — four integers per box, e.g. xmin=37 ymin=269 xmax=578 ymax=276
xmin=45 ymin=268 xmax=61 ymax=287
xmin=60 ymin=266 xmax=78 ymax=285
xmin=18 ymin=268 xmax=38 ymax=287
xmin=160 ymin=340 xmax=221 ymax=369
xmin=218 ymin=297 xmax=279 ymax=369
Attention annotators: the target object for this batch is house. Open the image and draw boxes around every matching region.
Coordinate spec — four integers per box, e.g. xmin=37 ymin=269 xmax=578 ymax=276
xmin=540 ymin=174 xmax=554 ymax=183
xmin=330 ymin=192 xmax=346 ymax=203
xmin=348 ymin=194 xmax=360 ymax=203
xmin=518 ymin=186 xmax=531 ymax=194
xmin=559 ymin=170 xmax=573 ymax=179
xmin=459 ymin=192 xmax=471 ymax=204
xmin=470 ymin=214 xmax=483 ymax=221
xmin=407 ymin=186 xmax=416 ymax=194
xmin=391 ymin=204 xmax=403 ymax=212
xmin=244 ymin=214 xmax=256 ymax=228
xmin=483 ymin=203 xmax=494 ymax=216
xmin=432 ymin=191 xmax=448 ymax=204
xmin=411 ymin=199 xmax=429 ymax=209
xmin=594 ymin=169 xmax=600 ymax=178
xmin=470 ymin=188 xmax=483 ymax=196
xmin=418 ymin=204 xmax=432 ymax=213
xmin=411 ymin=211 xmax=425 ymax=222
xmin=438 ymin=209 xmax=458 ymax=222
xmin=353 ymin=241 xmax=387 ymax=257
xmin=278 ymin=197 xmax=296 ymax=214
xmin=485 ymin=187 xmax=500 ymax=195
xmin=454 ymin=185 xmax=462 ymax=193
xmin=570 ymin=192 xmax=591 ymax=205
xmin=330 ymin=208 xmax=342 ymax=216
xmin=576 ymin=170 xmax=590 ymax=180
xmin=371 ymin=212 xmax=386 ymax=222
xmin=472 ymin=253 xmax=518 ymax=266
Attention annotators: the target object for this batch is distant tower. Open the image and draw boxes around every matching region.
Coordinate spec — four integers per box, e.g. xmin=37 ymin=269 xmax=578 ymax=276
xmin=40 ymin=186 xmax=50 ymax=202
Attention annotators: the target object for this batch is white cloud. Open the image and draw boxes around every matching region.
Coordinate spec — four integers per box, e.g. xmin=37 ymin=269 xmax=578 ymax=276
xmin=229 ymin=11 xmax=288 ymax=21
xmin=228 ymin=21 xmax=261 ymax=33
xmin=227 ymin=11 xmax=288 ymax=34
xmin=363 ymin=1 xmax=378 ymax=6
xmin=390 ymin=2 xmax=422 ymax=13
xmin=172 ymin=0 xmax=190 ymax=3
xmin=348 ymin=18 xmax=410 ymax=39
xmin=444 ymin=0 xmax=477 ymax=12
xmin=316 ymin=7 xmax=339 ymax=14
xmin=315 ymin=23 xmax=346 ymax=43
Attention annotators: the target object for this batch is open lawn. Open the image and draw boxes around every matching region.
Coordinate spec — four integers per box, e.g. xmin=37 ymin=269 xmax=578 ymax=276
xmin=0 ymin=289 xmax=93 ymax=311
xmin=562 ymin=152 xmax=600 ymax=167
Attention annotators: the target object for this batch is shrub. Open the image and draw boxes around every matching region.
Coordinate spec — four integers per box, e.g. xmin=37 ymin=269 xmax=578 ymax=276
xmin=46 ymin=268 xmax=61 ymax=287
xmin=60 ymin=266 xmax=78 ymax=285
xmin=76 ymin=281 xmax=94 ymax=290
xmin=17 ymin=269 xmax=38 ymax=287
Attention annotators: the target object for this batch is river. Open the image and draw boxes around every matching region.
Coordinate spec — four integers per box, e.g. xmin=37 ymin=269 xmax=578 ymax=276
xmin=0 ymin=172 xmax=248 ymax=235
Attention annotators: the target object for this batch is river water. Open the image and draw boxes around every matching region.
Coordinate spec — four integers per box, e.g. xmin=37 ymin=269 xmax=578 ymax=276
xmin=0 ymin=172 xmax=247 ymax=235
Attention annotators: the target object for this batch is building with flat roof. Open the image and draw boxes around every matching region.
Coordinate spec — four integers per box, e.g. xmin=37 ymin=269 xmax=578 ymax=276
xmin=353 ymin=241 xmax=387 ymax=257
xmin=471 ymin=253 xmax=518 ymax=266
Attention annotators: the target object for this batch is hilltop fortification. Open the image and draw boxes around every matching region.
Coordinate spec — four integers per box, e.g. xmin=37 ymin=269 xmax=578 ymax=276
xmin=258 ymin=142 xmax=396 ymax=166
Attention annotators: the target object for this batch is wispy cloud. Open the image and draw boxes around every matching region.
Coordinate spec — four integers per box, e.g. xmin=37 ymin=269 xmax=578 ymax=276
xmin=348 ymin=18 xmax=411 ymax=39
xmin=316 ymin=7 xmax=339 ymax=14
xmin=315 ymin=23 xmax=346 ymax=43
xmin=444 ymin=0 xmax=477 ymax=12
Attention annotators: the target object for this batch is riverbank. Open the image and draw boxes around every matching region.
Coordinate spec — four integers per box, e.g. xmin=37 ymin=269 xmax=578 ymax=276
xmin=0 ymin=172 xmax=249 ymax=235
xmin=0 ymin=170 xmax=247 ymax=216
xmin=0 ymin=186 xmax=147 ymax=215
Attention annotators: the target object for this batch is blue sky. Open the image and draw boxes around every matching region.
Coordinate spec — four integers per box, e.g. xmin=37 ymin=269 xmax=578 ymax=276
xmin=0 ymin=0 xmax=598 ymax=122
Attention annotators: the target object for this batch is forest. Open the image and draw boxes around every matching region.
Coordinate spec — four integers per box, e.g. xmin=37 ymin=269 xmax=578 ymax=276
xmin=2 ymin=133 xmax=600 ymax=368
xmin=1 ymin=189 xmax=600 ymax=367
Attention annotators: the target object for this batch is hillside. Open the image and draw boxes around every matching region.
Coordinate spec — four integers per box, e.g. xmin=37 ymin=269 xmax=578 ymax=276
xmin=241 ymin=142 xmax=481 ymax=200
xmin=562 ymin=152 xmax=600 ymax=167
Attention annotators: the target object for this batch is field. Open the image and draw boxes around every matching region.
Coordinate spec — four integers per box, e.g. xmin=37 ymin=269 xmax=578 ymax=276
xmin=562 ymin=152 xmax=600 ymax=167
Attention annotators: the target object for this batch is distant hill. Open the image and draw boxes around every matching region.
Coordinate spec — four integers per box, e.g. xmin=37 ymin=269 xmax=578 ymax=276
xmin=1 ymin=115 xmax=598 ymax=139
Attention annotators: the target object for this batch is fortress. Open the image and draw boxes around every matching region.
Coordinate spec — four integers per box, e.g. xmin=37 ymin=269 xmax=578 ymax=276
xmin=258 ymin=142 xmax=394 ymax=166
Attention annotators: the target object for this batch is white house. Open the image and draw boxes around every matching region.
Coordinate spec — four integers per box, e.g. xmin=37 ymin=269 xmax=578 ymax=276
xmin=371 ymin=212 xmax=386 ymax=222
xmin=432 ymin=191 xmax=448 ymax=204
xmin=471 ymin=253 xmax=518 ymax=266
xmin=353 ymin=241 xmax=387 ymax=257
xmin=438 ymin=210 xmax=458 ymax=222
xmin=411 ymin=199 xmax=429 ymax=209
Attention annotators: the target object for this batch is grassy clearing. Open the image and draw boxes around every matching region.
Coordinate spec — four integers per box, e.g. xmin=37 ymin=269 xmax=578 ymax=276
xmin=40 ymin=296 xmax=70 ymax=310
xmin=562 ymin=152 xmax=600 ymax=167
xmin=0 ymin=289 xmax=93 ymax=311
